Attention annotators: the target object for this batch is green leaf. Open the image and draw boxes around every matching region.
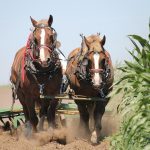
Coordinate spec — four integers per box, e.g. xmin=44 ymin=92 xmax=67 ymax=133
xmin=111 ymin=23 xmax=150 ymax=150
xmin=128 ymin=50 xmax=141 ymax=65
xmin=125 ymin=60 xmax=143 ymax=72
xmin=149 ymin=18 xmax=150 ymax=41
xmin=140 ymin=73 xmax=150 ymax=83
xmin=129 ymin=35 xmax=147 ymax=47
xmin=128 ymin=36 xmax=141 ymax=54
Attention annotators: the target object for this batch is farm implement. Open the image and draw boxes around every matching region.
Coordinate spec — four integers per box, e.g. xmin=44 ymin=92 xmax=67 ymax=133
xmin=0 ymin=91 xmax=108 ymax=132
xmin=0 ymin=106 xmax=24 ymax=131
xmin=0 ymin=98 xmax=79 ymax=131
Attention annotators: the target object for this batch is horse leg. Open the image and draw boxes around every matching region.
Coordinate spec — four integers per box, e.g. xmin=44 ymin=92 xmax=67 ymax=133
xmin=47 ymin=99 xmax=58 ymax=128
xmin=22 ymin=105 xmax=30 ymax=129
xmin=39 ymin=100 xmax=49 ymax=131
xmin=77 ymin=102 xmax=90 ymax=137
xmin=17 ymin=90 xmax=29 ymax=122
xmin=18 ymin=93 xmax=32 ymax=136
xmin=87 ymin=102 xmax=96 ymax=133
xmin=19 ymin=100 xmax=29 ymax=123
xmin=87 ymin=102 xmax=100 ymax=143
xmin=91 ymin=100 xmax=108 ymax=144
xmin=29 ymin=107 xmax=38 ymax=132
xmin=25 ymin=101 xmax=38 ymax=138
xmin=20 ymin=102 xmax=32 ymax=138
xmin=19 ymin=102 xmax=33 ymax=138
xmin=17 ymin=92 xmax=33 ymax=138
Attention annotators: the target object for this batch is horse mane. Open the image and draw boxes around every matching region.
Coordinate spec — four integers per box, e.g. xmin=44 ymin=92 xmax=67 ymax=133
xmin=37 ymin=19 xmax=48 ymax=25
xmin=68 ymin=34 xmax=103 ymax=61
xmin=81 ymin=34 xmax=103 ymax=53
xmin=86 ymin=34 xmax=102 ymax=43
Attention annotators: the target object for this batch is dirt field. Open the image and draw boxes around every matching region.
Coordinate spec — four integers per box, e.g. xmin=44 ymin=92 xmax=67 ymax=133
xmin=0 ymin=86 xmax=121 ymax=150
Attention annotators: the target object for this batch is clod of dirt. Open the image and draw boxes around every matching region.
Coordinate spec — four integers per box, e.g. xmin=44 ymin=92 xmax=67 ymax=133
xmin=35 ymin=130 xmax=53 ymax=146
xmin=35 ymin=128 xmax=67 ymax=146
xmin=52 ymin=128 xmax=67 ymax=145
xmin=0 ymin=126 xmax=3 ymax=135
xmin=62 ymin=139 xmax=94 ymax=150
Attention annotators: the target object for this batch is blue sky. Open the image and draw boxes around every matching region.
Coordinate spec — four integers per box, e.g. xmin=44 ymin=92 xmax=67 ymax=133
xmin=0 ymin=0 xmax=149 ymax=85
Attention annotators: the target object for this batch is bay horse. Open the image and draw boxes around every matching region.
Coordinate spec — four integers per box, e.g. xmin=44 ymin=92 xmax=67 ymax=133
xmin=10 ymin=15 xmax=63 ymax=137
xmin=65 ymin=34 xmax=114 ymax=143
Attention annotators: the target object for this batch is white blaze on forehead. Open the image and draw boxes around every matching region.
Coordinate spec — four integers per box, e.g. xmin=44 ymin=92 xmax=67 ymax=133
xmin=40 ymin=29 xmax=45 ymax=45
xmin=93 ymin=53 xmax=100 ymax=85
xmin=40 ymin=29 xmax=46 ymax=61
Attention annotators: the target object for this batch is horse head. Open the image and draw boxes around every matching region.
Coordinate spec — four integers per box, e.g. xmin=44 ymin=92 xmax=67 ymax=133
xmin=76 ymin=34 xmax=111 ymax=92
xmin=27 ymin=15 xmax=60 ymax=70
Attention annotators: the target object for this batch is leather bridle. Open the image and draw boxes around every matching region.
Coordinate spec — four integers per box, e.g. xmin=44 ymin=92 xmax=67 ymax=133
xmin=24 ymin=24 xmax=61 ymax=78
xmin=28 ymin=24 xmax=57 ymax=61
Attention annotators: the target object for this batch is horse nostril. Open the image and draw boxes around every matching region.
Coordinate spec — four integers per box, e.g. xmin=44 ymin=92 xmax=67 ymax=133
xmin=47 ymin=58 xmax=51 ymax=65
xmin=92 ymin=78 xmax=102 ymax=88
xmin=47 ymin=58 xmax=50 ymax=62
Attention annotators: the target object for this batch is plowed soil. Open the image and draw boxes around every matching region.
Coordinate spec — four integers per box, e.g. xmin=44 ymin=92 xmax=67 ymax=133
xmin=0 ymin=86 xmax=121 ymax=150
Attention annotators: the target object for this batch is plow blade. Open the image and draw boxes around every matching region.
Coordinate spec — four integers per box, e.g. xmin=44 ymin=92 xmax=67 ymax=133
xmin=0 ymin=107 xmax=24 ymax=130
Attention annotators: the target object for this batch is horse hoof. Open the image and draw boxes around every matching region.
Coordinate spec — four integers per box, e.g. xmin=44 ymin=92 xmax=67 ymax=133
xmin=90 ymin=131 xmax=98 ymax=144
xmin=24 ymin=129 xmax=32 ymax=138
xmin=24 ymin=122 xmax=32 ymax=138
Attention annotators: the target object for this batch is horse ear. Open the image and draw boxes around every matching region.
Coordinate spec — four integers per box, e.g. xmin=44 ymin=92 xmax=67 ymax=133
xmin=84 ymin=36 xmax=90 ymax=50
xmin=101 ymin=35 xmax=106 ymax=46
xmin=30 ymin=16 xmax=37 ymax=27
xmin=48 ymin=15 xmax=53 ymax=27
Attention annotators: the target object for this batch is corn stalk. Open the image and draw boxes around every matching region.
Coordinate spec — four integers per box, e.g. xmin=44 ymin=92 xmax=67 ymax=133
xmin=110 ymin=22 xmax=150 ymax=150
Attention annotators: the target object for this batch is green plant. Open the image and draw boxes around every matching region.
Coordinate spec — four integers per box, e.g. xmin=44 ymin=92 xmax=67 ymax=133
xmin=110 ymin=22 xmax=150 ymax=150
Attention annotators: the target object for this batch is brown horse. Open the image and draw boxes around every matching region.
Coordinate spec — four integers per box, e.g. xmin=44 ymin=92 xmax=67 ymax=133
xmin=10 ymin=15 xmax=63 ymax=137
xmin=65 ymin=34 xmax=114 ymax=143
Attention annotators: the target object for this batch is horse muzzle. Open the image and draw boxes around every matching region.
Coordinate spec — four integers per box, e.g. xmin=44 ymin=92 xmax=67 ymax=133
xmin=92 ymin=84 xmax=102 ymax=90
xmin=32 ymin=58 xmax=51 ymax=69
xmin=39 ymin=58 xmax=51 ymax=68
xmin=40 ymin=61 xmax=49 ymax=67
xmin=91 ymin=78 xmax=103 ymax=90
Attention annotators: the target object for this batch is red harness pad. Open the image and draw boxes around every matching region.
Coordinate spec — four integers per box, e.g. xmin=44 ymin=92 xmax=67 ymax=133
xmin=21 ymin=33 xmax=33 ymax=82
